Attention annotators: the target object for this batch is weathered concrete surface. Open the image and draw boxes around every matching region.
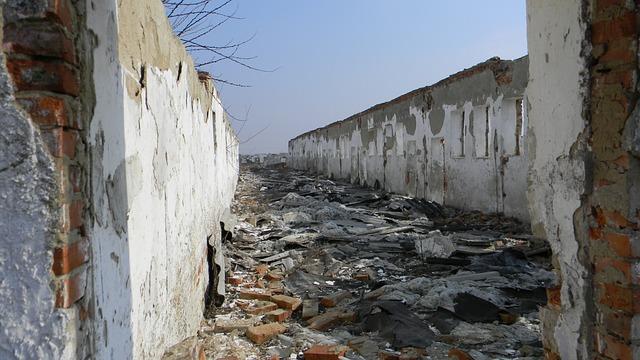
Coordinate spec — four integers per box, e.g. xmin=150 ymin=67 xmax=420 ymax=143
xmin=0 ymin=1 xmax=67 ymax=357
xmin=289 ymin=57 xmax=529 ymax=221
xmin=88 ymin=0 xmax=238 ymax=358
xmin=526 ymin=1 xmax=591 ymax=359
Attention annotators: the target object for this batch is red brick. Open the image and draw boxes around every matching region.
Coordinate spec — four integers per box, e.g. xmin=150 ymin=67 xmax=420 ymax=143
xmin=595 ymin=68 xmax=635 ymax=90
xmin=245 ymin=301 xmax=278 ymax=315
xmin=265 ymin=309 xmax=291 ymax=323
xmin=17 ymin=95 xmax=69 ymax=128
xmin=602 ymin=310 xmax=631 ymax=340
xmin=245 ymin=323 xmax=286 ymax=345
xmin=239 ymin=289 xmax=272 ymax=301
xmin=592 ymin=11 xmax=637 ymax=44
xmin=320 ymin=290 xmax=351 ymax=307
xmin=69 ymin=199 xmax=83 ymax=231
xmin=40 ymin=128 xmax=78 ymax=158
xmin=6 ymin=58 xmax=79 ymax=96
xmin=547 ymin=286 xmax=561 ymax=309
xmin=270 ymin=294 xmax=302 ymax=311
xmin=265 ymin=272 xmax=283 ymax=281
xmin=52 ymin=238 xmax=88 ymax=275
xmin=3 ymin=23 xmax=75 ymax=63
xmin=306 ymin=311 xmax=354 ymax=331
xmin=598 ymin=282 xmax=633 ymax=312
xmin=227 ymin=276 xmax=243 ymax=285
xmin=596 ymin=333 xmax=632 ymax=360
xmin=603 ymin=232 xmax=632 ymax=257
xmin=595 ymin=0 xmax=630 ymax=18
xmin=7 ymin=0 xmax=74 ymax=31
xmin=55 ymin=271 xmax=85 ymax=308
xmin=304 ymin=344 xmax=349 ymax=360
xmin=447 ymin=348 xmax=473 ymax=360
xmin=594 ymin=256 xmax=632 ymax=284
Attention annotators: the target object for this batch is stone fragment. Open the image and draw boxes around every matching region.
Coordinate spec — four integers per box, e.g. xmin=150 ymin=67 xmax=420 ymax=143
xmin=302 ymin=299 xmax=319 ymax=319
xmin=265 ymin=309 xmax=291 ymax=323
xmin=270 ymin=294 xmax=302 ymax=310
xmin=304 ymin=344 xmax=349 ymax=360
xmin=320 ymin=290 xmax=351 ymax=307
xmin=214 ymin=317 xmax=260 ymax=333
xmin=245 ymin=323 xmax=287 ymax=345
xmin=414 ymin=230 xmax=455 ymax=259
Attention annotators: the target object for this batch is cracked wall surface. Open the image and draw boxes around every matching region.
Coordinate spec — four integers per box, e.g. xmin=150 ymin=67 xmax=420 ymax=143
xmin=289 ymin=57 xmax=530 ymax=221
xmin=88 ymin=0 xmax=239 ymax=358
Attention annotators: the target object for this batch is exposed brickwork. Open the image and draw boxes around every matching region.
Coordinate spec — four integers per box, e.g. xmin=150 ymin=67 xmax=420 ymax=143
xmin=3 ymin=0 xmax=89 ymax=334
xmin=587 ymin=1 xmax=640 ymax=358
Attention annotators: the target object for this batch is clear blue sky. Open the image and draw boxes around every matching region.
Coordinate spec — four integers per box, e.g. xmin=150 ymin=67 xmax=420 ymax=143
xmin=198 ymin=1 xmax=527 ymax=154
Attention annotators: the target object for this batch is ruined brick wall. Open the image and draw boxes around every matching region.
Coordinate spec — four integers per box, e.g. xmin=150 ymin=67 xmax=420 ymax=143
xmin=0 ymin=0 xmax=239 ymax=358
xmin=0 ymin=0 xmax=92 ymax=358
xmin=589 ymin=0 xmax=639 ymax=358
xmin=289 ymin=57 xmax=530 ymax=221
xmin=527 ymin=0 xmax=640 ymax=359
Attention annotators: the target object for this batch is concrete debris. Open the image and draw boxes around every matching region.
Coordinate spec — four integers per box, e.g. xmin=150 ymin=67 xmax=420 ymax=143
xmin=172 ymin=163 xmax=554 ymax=359
xmin=414 ymin=230 xmax=456 ymax=258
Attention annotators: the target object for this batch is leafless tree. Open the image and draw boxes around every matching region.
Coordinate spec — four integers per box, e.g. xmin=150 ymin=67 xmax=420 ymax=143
xmin=162 ymin=0 xmax=272 ymax=87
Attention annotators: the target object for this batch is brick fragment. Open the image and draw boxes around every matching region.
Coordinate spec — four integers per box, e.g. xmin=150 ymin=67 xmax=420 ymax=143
xmin=266 ymin=272 xmax=283 ymax=281
xmin=52 ymin=238 xmax=88 ymax=275
xmin=239 ymin=288 xmax=272 ymax=301
xmin=227 ymin=276 xmax=243 ymax=285
xmin=304 ymin=344 xmax=349 ymax=360
xmin=265 ymin=309 xmax=291 ymax=323
xmin=306 ymin=311 xmax=355 ymax=331
xmin=255 ymin=264 xmax=269 ymax=276
xmin=447 ymin=348 xmax=473 ymax=360
xmin=55 ymin=271 xmax=85 ymax=308
xmin=245 ymin=323 xmax=286 ymax=345
xmin=245 ymin=301 xmax=278 ymax=315
xmin=270 ymin=294 xmax=302 ymax=311
xmin=320 ymin=290 xmax=351 ymax=307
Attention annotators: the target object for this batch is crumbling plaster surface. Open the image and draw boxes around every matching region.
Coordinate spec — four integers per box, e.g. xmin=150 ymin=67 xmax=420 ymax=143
xmin=0 ymin=2 xmax=67 ymax=358
xmin=289 ymin=57 xmax=530 ymax=221
xmin=526 ymin=0 xmax=591 ymax=358
xmin=88 ymin=0 xmax=238 ymax=358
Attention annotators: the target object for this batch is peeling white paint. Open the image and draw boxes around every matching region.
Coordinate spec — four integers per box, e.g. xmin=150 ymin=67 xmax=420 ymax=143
xmin=88 ymin=1 xmax=238 ymax=358
xmin=526 ymin=0 xmax=590 ymax=358
xmin=289 ymin=58 xmax=529 ymax=221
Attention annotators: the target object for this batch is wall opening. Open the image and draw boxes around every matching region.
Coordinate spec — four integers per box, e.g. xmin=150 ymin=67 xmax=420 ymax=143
xmin=204 ymin=232 xmax=224 ymax=316
xmin=484 ymin=106 xmax=490 ymax=157
xmin=514 ymin=99 xmax=523 ymax=156
xmin=457 ymin=111 xmax=466 ymax=156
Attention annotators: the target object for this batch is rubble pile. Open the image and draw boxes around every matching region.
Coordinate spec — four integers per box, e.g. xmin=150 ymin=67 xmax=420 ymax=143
xmin=171 ymin=163 xmax=554 ymax=359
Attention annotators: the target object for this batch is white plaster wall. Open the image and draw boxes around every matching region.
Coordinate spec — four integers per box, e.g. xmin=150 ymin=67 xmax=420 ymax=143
xmin=88 ymin=1 xmax=238 ymax=359
xmin=526 ymin=0 xmax=589 ymax=358
xmin=289 ymin=62 xmax=529 ymax=221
